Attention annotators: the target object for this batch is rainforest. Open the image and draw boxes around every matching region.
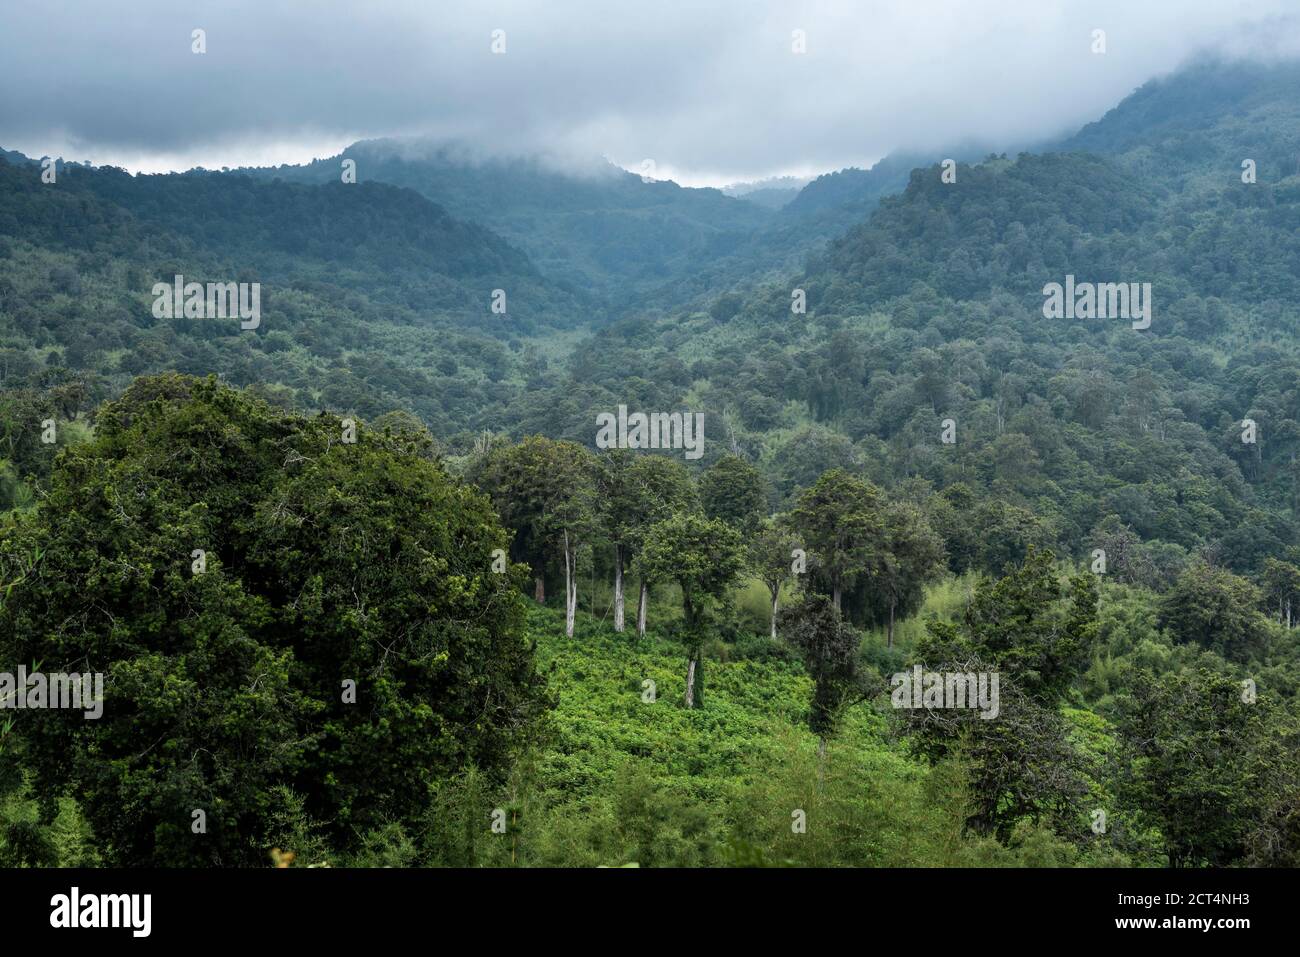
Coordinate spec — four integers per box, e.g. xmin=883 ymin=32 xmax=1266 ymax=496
xmin=1 ymin=15 xmax=1299 ymax=885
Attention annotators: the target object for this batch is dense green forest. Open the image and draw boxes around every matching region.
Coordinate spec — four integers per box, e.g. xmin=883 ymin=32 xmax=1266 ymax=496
xmin=2 ymin=58 xmax=1299 ymax=868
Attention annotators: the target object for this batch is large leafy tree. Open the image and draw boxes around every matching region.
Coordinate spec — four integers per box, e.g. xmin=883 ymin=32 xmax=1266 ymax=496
xmin=777 ymin=592 xmax=868 ymax=765
xmin=1158 ymin=562 xmax=1270 ymax=663
xmin=923 ymin=546 xmax=1098 ymax=705
xmin=0 ymin=375 xmax=551 ymax=865
xmin=473 ymin=435 xmax=597 ymax=636
xmin=698 ymin=453 xmax=767 ymax=533
xmin=470 ymin=437 xmax=553 ymax=603
xmin=1260 ymin=556 xmax=1300 ymax=629
xmin=623 ymin=455 xmax=696 ymax=637
xmin=901 ymin=660 xmax=1090 ymax=841
xmin=595 ymin=451 xmax=693 ymax=635
xmin=871 ymin=500 xmax=946 ymax=647
xmin=1088 ymin=516 xmax=1156 ymax=586
xmin=1117 ymin=668 xmax=1293 ymax=867
xmin=790 ymin=468 xmax=884 ymax=613
xmin=906 ymin=548 xmax=1099 ymax=838
xmin=927 ymin=483 xmax=1053 ymax=578
xmin=633 ymin=512 xmax=744 ymax=708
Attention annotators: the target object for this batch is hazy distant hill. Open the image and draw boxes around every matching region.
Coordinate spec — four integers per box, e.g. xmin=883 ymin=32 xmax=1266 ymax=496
xmin=239 ymin=142 xmax=962 ymax=311
xmin=722 ymin=175 xmax=811 ymax=209
xmin=245 ymin=140 xmax=776 ymax=301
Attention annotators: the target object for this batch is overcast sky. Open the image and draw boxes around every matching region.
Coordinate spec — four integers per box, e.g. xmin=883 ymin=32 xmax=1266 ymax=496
xmin=3 ymin=0 xmax=1299 ymax=186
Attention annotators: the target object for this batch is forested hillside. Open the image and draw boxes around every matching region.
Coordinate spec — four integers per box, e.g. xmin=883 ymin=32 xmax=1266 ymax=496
xmin=3 ymin=57 xmax=1300 ymax=869
xmin=245 ymin=139 xmax=776 ymax=303
xmin=0 ymin=153 xmax=597 ymax=456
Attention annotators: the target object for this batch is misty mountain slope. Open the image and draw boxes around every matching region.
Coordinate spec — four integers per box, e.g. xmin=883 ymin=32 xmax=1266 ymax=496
xmin=721 ymin=176 xmax=808 ymax=209
xmin=805 ymin=153 xmax=1164 ymax=311
xmin=4 ymin=57 xmax=1300 ymax=565
xmin=1058 ymin=58 xmax=1300 ymax=190
xmin=241 ymin=141 xmax=979 ymax=319
xmin=246 ymin=139 xmax=775 ymax=301
xmin=684 ymin=59 xmax=1300 ymax=330
xmin=623 ymin=152 xmax=940 ymax=313
xmin=654 ymin=143 xmax=1030 ymax=320
xmin=783 ymin=151 xmax=929 ymax=219
xmin=660 ymin=58 xmax=1300 ymax=329
xmin=798 ymin=154 xmax=1300 ymax=320
xmin=499 ymin=66 xmax=1300 ymax=574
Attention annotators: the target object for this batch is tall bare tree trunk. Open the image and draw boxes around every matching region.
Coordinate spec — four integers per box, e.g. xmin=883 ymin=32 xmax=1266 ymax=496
xmin=564 ymin=531 xmax=577 ymax=638
xmin=613 ymin=544 xmax=625 ymax=633
xmin=770 ymin=589 xmax=779 ymax=640
xmin=534 ymin=574 xmax=545 ymax=604
xmin=684 ymin=657 xmax=697 ymax=709
xmin=1288 ymin=598 xmax=1293 ymax=630
xmin=637 ymin=580 xmax=648 ymax=637
xmin=832 ymin=585 xmax=842 ymax=614
xmin=887 ymin=597 xmax=896 ymax=648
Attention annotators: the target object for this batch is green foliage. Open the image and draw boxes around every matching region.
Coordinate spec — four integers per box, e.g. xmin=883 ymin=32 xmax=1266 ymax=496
xmin=1158 ymin=562 xmax=1270 ymax=662
xmin=928 ymin=484 xmax=1054 ymax=577
xmin=634 ymin=511 xmax=746 ymax=706
xmin=635 ymin=512 xmax=746 ymax=631
xmin=790 ymin=468 xmax=884 ymax=612
xmin=472 ymin=435 xmax=598 ymax=601
xmin=6 ymin=60 xmax=1300 ymax=870
xmin=861 ymin=499 xmax=946 ymax=643
xmin=922 ymin=547 xmax=1099 ymax=704
xmin=0 ymin=374 xmax=550 ymax=865
xmin=1116 ymin=667 xmax=1297 ymax=866
xmin=748 ymin=517 xmax=801 ymax=637
xmin=250 ymin=141 xmax=775 ymax=302
xmin=1260 ymin=556 xmax=1300 ymax=625
xmin=699 ymin=453 xmax=767 ymax=532
xmin=905 ymin=549 xmax=1101 ymax=839
xmin=495 ymin=606 xmax=1096 ymax=867
xmin=777 ymin=592 xmax=867 ymax=740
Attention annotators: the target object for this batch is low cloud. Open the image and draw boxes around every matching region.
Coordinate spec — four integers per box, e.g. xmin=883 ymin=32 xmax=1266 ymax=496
xmin=3 ymin=0 xmax=1299 ymax=183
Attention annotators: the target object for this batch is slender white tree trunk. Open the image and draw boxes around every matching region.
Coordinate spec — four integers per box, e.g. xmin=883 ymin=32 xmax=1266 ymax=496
xmin=637 ymin=580 xmax=648 ymax=637
xmin=770 ymin=589 xmax=779 ymax=640
xmin=684 ymin=658 xmax=697 ymax=709
xmin=564 ymin=531 xmax=577 ymax=638
xmin=613 ymin=544 xmax=625 ymax=633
